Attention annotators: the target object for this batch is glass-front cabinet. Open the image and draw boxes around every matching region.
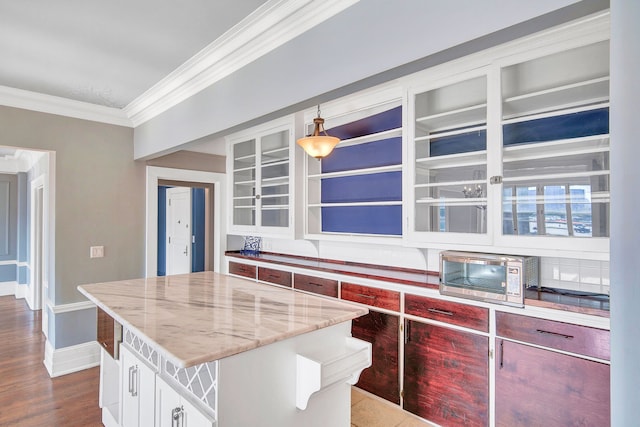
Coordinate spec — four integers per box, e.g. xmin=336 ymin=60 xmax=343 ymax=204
xmin=407 ymin=70 xmax=490 ymax=245
xmin=497 ymin=40 xmax=609 ymax=253
xmin=406 ymin=33 xmax=610 ymax=256
xmin=227 ymin=116 xmax=296 ymax=237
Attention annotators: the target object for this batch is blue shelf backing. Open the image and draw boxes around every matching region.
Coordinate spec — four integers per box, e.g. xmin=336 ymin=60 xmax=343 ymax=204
xmin=503 ymin=108 xmax=609 ymax=146
xmin=321 ymin=172 xmax=402 ymax=203
xmin=318 ymin=106 xmax=403 ymax=236
xmin=322 ymin=205 xmax=402 ymax=235
xmin=325 ymin=105 xmax=402 ymax=141
xmin=322 ymin=137 xmax=402 ymax=173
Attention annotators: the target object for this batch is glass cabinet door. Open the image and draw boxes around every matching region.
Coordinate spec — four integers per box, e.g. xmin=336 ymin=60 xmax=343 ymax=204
xmin=232 ymin=139 xmax=257 ymax=226
xmin=410 ymin=74 xmax=489 ymax=239
xmin=499 ymin=41 xmax=610 ymax=245
xmin=260 ymin=129 xmax=290 ymax=228
xmin=228 ymin=116 xmax=294 ymax=236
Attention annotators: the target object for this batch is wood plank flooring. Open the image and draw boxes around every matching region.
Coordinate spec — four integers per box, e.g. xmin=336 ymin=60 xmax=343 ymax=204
xmin=0 ymin=296 xmax=102 ymax=427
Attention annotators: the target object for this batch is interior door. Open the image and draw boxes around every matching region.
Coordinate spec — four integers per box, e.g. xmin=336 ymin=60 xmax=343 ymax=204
xmin=166 ymin=187 xmax=191 ymax=275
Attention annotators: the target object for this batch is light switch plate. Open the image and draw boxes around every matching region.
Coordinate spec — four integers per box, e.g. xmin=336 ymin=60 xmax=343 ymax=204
xmin=90 ymin=246 xmax=104 ymax=258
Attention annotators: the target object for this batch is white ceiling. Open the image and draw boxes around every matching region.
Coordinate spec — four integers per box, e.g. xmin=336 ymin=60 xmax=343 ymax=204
xmin=0 ymin=0 xmax=269 ymax=108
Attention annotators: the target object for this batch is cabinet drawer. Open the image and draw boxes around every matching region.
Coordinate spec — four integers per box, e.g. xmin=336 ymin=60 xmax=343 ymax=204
xmin=258 ymin=267 xmax=292 ymax=287
xmin=496 ymin=311 xmax=610 ymax=360
xmin=294 ymin=274 xmax=338 ymax=298
xmin=404 ymin=294 xmax=489 ymax=332
xmin=229 ymin=261 xmax=256 ymax=279
xmin=341 ymin=282 xmax=400 ymax=311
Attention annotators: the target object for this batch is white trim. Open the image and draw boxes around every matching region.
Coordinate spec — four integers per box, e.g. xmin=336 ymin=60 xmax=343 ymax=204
xmin=0 ymin=85 xmax=132 ymax=127
xmin=0 ymin=281 xmax=17 ymax=296
xmin=14 ymin=282 xmax=26 ymax=299
xmin=0 ymin=260 xmax=16 ymax=265
xmin=124 ymin=0 xmax=359 ymax=126
xmin=146 ymin=166 xmax=226 ymax=278
xmin=48 ymin=300 xmax=96 ymax=315
xmin=44 ymin=340 xmax=101 ymax=378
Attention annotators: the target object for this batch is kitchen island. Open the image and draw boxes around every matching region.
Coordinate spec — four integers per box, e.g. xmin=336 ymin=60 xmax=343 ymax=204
xmin=78 ymin=271 xmax=371 ymax=427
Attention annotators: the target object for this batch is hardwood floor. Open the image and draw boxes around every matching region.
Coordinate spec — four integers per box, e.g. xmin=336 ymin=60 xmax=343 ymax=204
xmin=0 ymin=296 xmax=102 ymax=427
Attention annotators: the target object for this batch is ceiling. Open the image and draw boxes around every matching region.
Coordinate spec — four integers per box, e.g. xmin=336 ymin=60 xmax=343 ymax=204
xmin=0 ymin=0 xmax=269 ymax=108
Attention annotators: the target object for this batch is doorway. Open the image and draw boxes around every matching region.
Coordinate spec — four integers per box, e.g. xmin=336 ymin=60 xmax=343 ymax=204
xmin=145 ymin=167 xmax=226 ymax=278
xmin=158 ymin=184 xmax=209 ymax=276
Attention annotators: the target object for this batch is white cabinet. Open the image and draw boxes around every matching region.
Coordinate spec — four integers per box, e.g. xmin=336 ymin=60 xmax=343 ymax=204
xmin=156 ymin=377 xmax=214 ymax=427
xmin=121 ymin=346 xmax=156 ymax=427
xmin=405 ymin=22 xmax=610 ymax=258
xmin=226 ymin=115 xmax=297 ymax=238
xmin=405 ymin=69 xmax=490 ymax=246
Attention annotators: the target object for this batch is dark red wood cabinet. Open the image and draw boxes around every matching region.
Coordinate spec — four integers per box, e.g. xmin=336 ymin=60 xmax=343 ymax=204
xmin=495 ymin=339 xmax=610 ymax=427
xmin=293 ymin=273 xmax=338 ymax=298
xmin=403 ymin=319 xmax=489 ymax=427
xmin=495 ymin=312 xmax=610 ymax=427
xmin=228 ymin=261 xmax=256 ymax=279
xmin=257 ymin=266 xmax=292 ymax=287
xmin=351 ymin=310 xmax=400 ymax=404
xmin=341 ymin=282 xmax=400 ymax=311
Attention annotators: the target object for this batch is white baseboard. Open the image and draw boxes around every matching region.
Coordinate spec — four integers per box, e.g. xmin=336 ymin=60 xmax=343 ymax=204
xmin=44 ymin=340 xmax=101 ymax=378
xmin=14 ymin=283 xmax=26 ymax=299
xmin=0 ymin=281 xmax=17 ymax=296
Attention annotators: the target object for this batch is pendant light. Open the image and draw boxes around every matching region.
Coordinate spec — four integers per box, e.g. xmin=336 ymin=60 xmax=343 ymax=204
xmin=296 ymin=105 xmax=340 ymax=159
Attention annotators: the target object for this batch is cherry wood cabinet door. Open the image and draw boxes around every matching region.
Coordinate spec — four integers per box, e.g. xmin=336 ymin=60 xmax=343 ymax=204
xmin=351 ymin=310 xmax=400 ymax=404
xmin=495 ymin=339 xmax=610 ymax=427
xmin=404 ymin=320 xmax=489 ymax=427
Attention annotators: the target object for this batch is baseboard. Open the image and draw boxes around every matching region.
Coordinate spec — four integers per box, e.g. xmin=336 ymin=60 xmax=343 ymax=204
xmin=0 ymin=281 xmax=17 ymax=297
xmin=14 ymin=283 xmax=26 ymax=299
xmin=44 ymin=340 xmax=101 ymax=378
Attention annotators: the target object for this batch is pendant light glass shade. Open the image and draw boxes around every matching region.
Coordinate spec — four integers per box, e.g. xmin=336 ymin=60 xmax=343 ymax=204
xmin=297 ymin=107 xmax=340 ymax=159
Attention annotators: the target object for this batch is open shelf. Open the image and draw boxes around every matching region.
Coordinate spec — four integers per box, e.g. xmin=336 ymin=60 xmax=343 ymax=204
xmin=503 ymin=135 xmax=609 ymax=162
xmin=503 ymin=76 xmax=609 ymax=119
xmin=308 ymin=164 xmax=401 ymax=180
xmin=416 ymin=103 xmax=486 ymax=133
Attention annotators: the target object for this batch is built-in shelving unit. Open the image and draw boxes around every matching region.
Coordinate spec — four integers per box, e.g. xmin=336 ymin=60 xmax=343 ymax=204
xmin=407 ymin=71 xmax=489 ymax=242
xmin=304 ymin=102 xmax=403 ymax=239
xmin=227 ymin=116 xmax=295 ymax=237
xmin=499 ymin=40 xmax=610 ymax=247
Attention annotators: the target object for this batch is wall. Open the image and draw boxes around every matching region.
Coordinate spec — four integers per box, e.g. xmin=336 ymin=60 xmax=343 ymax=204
xmin=133 ymin=0 xmax=598 ymax=160
xmin=0 ymin=105 xmax=145 ymax=349
xmin=610 ymin=0 xmax=640 ymax=424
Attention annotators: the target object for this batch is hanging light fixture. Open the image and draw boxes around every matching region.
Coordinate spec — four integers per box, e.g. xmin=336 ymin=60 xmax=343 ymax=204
xmin=296 ymin=105 xmax=340 ymax=159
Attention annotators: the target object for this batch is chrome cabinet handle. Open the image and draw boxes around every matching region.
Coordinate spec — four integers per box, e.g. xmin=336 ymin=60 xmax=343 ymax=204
xmin=128 ymin=365 xmax=138 ymax=397
xmin=172 ymin=406 xmax=184 ymax=427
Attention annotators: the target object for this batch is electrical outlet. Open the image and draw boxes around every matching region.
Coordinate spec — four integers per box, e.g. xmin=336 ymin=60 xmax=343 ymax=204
xmin=90 ymin=246 xmax=104 ymax=258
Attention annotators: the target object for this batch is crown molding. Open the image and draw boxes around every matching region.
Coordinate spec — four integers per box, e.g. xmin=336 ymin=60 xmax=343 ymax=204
xmin=0 ymin=85 xmax=133 ymax=127
xmin=124 ymin=0 xmax=360 ymax=127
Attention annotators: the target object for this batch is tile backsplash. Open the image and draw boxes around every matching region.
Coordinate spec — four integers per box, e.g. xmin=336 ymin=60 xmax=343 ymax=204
xmin=539 ymin=257 xmax=609 ymax=295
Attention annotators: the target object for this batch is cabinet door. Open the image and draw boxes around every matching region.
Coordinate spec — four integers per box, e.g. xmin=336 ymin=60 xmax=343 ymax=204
xmin=156 ymin=377 xmax=214 ymax=427
xmin=351 ymin=310 xmax=400 ymax=404
xmin=227 ymin=116 xmax=294 ymax=237
xmin=121 ymin=346 xmax=155 ymax=427
xmin=156 ymin=377 xmax=183 ymax=427
xmin=404 ymin=320 xmax=489 ymax=427
xmin=495 ymin=339 xmax=610 ymax=427
xmin=406 ymin=71 xmax=490 ymax=246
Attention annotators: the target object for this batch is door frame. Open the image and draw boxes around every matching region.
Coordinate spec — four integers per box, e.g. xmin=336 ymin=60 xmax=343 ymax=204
xmin=145 ymin=166 xmax=226 ymax=278
xmin=165 ymin=186 xmax=192 ymax=275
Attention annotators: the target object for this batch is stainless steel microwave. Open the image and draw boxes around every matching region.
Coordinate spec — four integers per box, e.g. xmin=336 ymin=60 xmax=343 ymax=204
xmin=439 ymin=251 xmax=539 ymax=307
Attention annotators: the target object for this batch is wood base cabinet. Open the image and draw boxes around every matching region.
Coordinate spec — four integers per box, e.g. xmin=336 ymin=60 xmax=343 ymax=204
xmin=351 ymin=310 xmax=400 ymax=404
xmin=403 ymin=320 xmax=489 ymax=427
xmin=495 ymin=339 xmax=610 ymax=427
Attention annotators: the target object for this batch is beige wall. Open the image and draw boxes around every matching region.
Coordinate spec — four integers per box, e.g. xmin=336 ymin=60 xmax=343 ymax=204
xmin=0 ymin=105 xmax=145 ymax=305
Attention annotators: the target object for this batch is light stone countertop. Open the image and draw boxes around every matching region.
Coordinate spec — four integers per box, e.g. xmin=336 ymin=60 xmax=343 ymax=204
xmin=78 ymin=271 xmax=368 ymax=368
